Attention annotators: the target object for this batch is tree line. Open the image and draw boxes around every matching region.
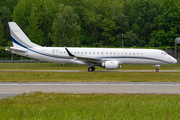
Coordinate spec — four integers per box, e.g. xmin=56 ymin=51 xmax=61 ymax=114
xmin=0 ymin=0 xmax=180 ymax=48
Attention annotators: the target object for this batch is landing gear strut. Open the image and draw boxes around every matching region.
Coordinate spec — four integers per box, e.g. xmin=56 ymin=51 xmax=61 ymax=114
xmin=88 ymin=66 xmax=95 ymax=72
xmin=155 ymin=65 xmax=160 ymax=72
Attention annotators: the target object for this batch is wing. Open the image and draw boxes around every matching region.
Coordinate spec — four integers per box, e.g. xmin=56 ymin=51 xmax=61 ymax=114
xmin=65 ymin=48 xmax=104 ymax=65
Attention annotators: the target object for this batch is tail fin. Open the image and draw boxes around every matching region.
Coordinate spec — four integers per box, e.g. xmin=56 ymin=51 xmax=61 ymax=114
xmin=8 ymin=22 xmax=41 ymax=48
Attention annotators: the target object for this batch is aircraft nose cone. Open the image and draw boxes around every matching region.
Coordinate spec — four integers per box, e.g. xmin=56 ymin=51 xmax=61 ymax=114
xmin=171 ymin=57 xmax=177 ymax=64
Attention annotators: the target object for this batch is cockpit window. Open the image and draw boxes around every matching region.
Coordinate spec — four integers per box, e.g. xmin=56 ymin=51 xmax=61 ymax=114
xmin=161 ymin=52 xmax=168 ymax=55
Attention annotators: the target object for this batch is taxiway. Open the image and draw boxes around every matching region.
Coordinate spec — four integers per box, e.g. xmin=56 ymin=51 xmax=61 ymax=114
xmin=0 ymin=82 xmax=180 ymax=97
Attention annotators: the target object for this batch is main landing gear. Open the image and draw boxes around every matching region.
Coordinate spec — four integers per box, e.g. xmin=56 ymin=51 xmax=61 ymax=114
xmin=155 ymin=65 xmax=160 ymax=72
xmin=88 ymin=66 xmax=95 ymax=72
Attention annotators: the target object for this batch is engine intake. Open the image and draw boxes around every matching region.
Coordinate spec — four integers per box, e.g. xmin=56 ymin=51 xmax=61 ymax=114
xmin=102 ymin=61 xmax=120 ymax=69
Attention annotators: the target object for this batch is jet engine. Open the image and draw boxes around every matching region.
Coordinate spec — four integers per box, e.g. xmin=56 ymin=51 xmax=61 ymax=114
xmin=101 ymin=61 xmax=120 ymax=69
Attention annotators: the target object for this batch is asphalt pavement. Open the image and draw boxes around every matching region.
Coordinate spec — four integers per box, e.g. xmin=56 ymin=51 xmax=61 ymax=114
xmin=0 ymin=82 xmax=180 ymax=98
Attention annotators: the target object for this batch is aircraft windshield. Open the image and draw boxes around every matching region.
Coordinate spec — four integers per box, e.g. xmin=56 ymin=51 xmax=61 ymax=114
xmin=161 ymin=52 xmax=168 ymax=55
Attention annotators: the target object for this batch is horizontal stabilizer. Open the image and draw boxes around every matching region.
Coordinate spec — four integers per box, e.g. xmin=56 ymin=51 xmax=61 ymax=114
xmin=5 ymin=47 xmax=27 ymax=53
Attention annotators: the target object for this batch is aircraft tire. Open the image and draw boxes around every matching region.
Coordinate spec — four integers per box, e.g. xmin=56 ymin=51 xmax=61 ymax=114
xmin=88 ymin=67 xmax=95 ymax=72
xmin=92 ymin=67 xmax=95 ymax=71
xmin=155 ymin=68 xmax=159 ymax=72
xmin=88 ymin=67 xmax=93 ymax=72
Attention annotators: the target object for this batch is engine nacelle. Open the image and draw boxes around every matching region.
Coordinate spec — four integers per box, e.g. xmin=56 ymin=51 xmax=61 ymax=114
xmin=102 ymin=61 xmax=120 ymax=69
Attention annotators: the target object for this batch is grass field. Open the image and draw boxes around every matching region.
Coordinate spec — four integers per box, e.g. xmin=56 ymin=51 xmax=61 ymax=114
xmin=0 ymin=63 xmax=180 ymax=70
xmin=0 ymin=92 xmax=180 ymax=119
xmin=0 ymin=63 xmax=180 ymax=82
xmin=0 ymin=71 xmax=180 ymax=82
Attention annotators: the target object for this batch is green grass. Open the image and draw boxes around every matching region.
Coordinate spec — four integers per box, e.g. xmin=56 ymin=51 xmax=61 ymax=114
xmin=0 ymin=92 xmax=180 ymax=119
xmin=0 ymin=63 xmax=87 ymax=70
xmin=0 ymin=63 xmax=180 ymax=70
xmin=0 ymin=71 xmax=180 ymax=82
xmin=0 ymin=63 xmax=179 ymax=82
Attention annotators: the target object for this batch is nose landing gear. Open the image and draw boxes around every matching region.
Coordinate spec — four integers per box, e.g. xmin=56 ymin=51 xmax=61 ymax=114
xmin=155 ymin=68 xmax=159 ymax=72
xmin=155 ymin=65 xmax=160 ymax=72
xmin=88 ymin=66 xmax=95 ymax=72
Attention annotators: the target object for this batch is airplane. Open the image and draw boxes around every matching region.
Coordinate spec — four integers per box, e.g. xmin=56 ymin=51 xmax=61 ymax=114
xmin=6 ymin=22 xmax=177 ymax=72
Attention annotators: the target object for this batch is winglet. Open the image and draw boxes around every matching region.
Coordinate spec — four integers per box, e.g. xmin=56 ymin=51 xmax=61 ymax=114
xmin=65 ymin=48 xmax=75 ymax=57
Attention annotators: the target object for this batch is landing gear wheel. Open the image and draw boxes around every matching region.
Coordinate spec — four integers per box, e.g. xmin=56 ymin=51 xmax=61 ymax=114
xmin=155 ymin=65 xmax=160 ymax=72
xmin=88 ymin=67 xmax=95 ymax=72
xmin=88 ymin=67 xmax=93 ymax=72
xmin=92 ymin=67 xmax=95 ymax=71
xmin=155 ymin=68 xmax=159 ymax=72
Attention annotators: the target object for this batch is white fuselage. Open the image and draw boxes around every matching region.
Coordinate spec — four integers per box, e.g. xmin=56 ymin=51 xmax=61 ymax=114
xmin=15 ymin=47 xmax=177 ymax=66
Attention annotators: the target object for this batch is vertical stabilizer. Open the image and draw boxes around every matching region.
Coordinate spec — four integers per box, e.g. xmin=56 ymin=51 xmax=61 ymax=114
xmin=8 ymin=22 xmax=41 ymax=48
